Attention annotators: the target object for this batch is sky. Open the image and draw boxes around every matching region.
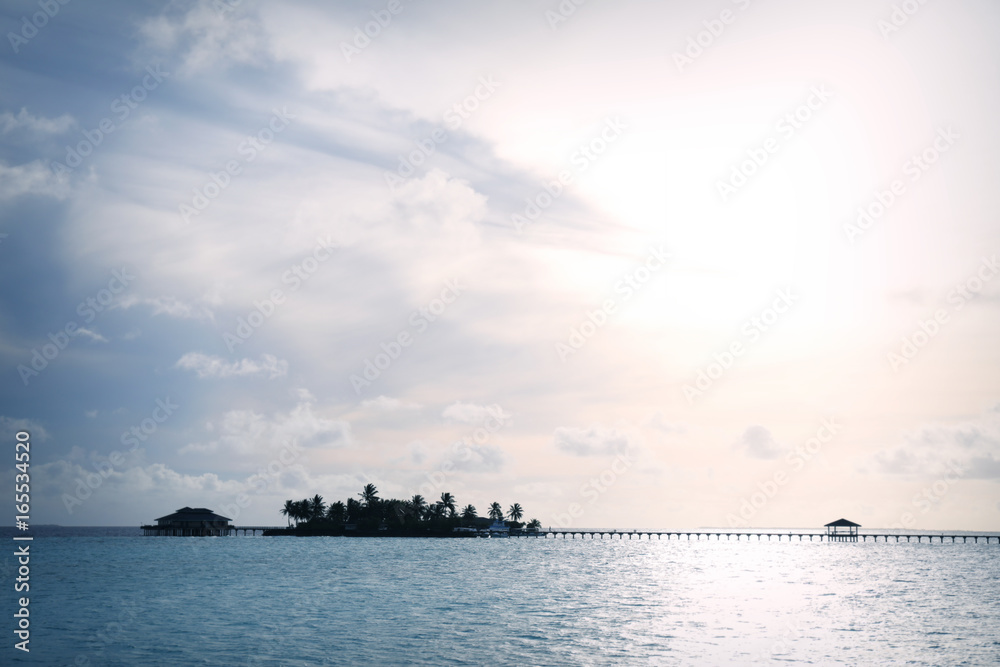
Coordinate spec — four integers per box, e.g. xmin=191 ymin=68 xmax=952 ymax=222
xmin=1 ymin=0 xmax=998 ymax=530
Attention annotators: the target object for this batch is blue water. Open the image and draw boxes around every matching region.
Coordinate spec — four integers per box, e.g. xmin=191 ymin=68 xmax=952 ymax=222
xmin=3 ymin=528 xmax=1000 ymax=665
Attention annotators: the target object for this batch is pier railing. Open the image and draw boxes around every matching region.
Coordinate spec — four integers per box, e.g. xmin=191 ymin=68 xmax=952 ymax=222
xmin=513 ymin=530 xmax=999 ymax=543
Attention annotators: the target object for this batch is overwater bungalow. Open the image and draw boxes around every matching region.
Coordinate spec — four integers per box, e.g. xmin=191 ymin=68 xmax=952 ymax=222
xmin=142 ymin=507 xmax=233 ymax=536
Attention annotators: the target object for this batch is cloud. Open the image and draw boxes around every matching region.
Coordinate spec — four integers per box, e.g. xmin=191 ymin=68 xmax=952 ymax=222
xmin=0 ymin=417 xmax=49 ymax=442
xmin=408 ymin=440 xmax=427 ymax=465
xmin=176 ymin=352 xmax=288 ymax=379
xmin=74 ymin=327 xmax=108 ymax=343
xmin=734 ymin=426 xmax=783 ymax=460
xmin=181 ymin=399 xmax=352 ymax=456
xmin=363 ymin=396 xmax=422 ymax=411
xmin=442 ymin=401 xmax=509 ymax=425
xmin=0 ymin=108 xmax=75 ymax=135
xmin=644 ymin=411 xmax=686 ymax=434
xmin=0 ymin=160 xmax=70 ymax=200
xmin=137 ymin=0 xmax=268 ymax=75
xmin=876 ymin=405 xmax=1000 ymax=479
xmin=117 ymin=295 xmax=215 ymax=320
xmin=553 ymin=426 xmax=634 ymax=457
xmin=451 ymin=443 xmax=505 ymax=473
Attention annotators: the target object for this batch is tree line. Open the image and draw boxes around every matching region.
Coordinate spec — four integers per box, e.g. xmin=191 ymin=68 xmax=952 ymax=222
xmin=281 ymin=483 xmax=542 ymax=533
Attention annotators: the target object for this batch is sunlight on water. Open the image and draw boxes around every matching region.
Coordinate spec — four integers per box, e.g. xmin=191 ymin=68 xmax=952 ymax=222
xmin=8 ymin=532 xmax=1000 ymax=665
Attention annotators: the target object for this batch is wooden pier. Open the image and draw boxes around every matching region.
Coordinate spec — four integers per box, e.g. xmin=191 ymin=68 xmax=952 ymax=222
xmin=511 ymin=531 xmax=1000 ymax=544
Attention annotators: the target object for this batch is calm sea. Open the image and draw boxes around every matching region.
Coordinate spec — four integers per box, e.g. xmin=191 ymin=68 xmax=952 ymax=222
xmin=3 ymin=527 xmax=999 ymax=666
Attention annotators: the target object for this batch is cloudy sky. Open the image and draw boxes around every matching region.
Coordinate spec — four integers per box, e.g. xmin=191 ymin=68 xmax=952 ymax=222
xmin=2 ymin=0 xmax=998 ymax=530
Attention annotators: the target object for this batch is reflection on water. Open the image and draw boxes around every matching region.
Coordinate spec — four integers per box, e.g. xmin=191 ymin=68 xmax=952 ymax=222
xmin=8 ymin=531 xmax=1000 ymax=665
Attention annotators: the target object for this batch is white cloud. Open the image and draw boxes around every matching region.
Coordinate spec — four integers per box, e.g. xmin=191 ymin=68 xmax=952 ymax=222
xmin=0 ymin=108 xmax=75 ymax=135
xmin=176 ymin=352 xmax=288 ymax=379
xmin=734 ymin=426 xmax=784 ymax=460
xmin=644 ymin=411 xmax=686 ymax=434
xmin=451 ymin=443 xmax=505 ymax=473
xmin=0 ymin=417 xmax=49 ymax=442
xmin=117 ymin=295 xmax=215 ymax=320
xmin=0 ymin=160 xmax=70 ymax=200
xmin=363 ymin=396 xmax=422 ymax=411
xmin=137 ymin=0 xmax=268 ymax=75
xmin=442 ymin=401 xmax=509 ymax=425
xmin=74 ymin=327 xmax=108 ymax=343
xmin=876 ymin=406 xmax=1000 ymax=480
xmin=553 ymin=426 xmax=634 ymax=457
xmin=180 ymin=398 xmax=352 ymax=456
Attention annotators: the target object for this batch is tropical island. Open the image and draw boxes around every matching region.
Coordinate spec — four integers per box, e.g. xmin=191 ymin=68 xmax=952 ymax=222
xmin=266 ymin=484 xmax=542 ymax=537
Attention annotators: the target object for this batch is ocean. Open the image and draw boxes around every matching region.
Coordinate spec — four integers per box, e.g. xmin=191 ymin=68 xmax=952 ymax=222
xmin=4 ymin=527 xmax=999 ymax=665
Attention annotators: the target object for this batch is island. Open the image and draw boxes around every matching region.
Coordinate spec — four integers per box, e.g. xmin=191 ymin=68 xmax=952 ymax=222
xmin=266 ymin=484 xmax=542 ymax=537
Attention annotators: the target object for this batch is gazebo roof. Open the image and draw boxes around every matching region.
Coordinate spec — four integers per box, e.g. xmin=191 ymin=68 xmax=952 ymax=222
xmin=824 ymin=518 xmax=861 ymax=527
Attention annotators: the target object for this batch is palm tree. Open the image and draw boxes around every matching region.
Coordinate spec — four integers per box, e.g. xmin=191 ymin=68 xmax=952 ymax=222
xmin=461 ymin=504 xmax=477 ymax=521
xmin=360 ymin=483 xmax=379 ymax=507
xmin=293 ymin=500 xmax=310 ymax=524
xmin=326 ymin=501 xmax=346 ymax=524
xmin=345 ymin=497 xmax=361 ymax=523
xmin=507 ymin=503 xmax=524 ymax=523
xmin=488 ymin=502 xmax=504 ymax=522
xmin=410 ymin=494 xmax=427 ymax=520
xmin=309 ymin=494 xmax=326 ymax=521
xmin=440 ymin=492 xmax=456 ymax=517
xmin=281 ymin=499 xmax=296 ymax=526
xmin=526 ymin=519 xmax=541 ymax=531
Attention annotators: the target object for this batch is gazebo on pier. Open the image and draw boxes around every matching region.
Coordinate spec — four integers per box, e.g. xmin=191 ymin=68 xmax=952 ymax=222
xmin=142 ymin=507 xmax=233 ymax=536
xmin=825 ymin=518 xmax=860 ymax=542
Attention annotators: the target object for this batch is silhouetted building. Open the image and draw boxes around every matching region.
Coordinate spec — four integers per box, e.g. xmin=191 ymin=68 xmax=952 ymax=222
xmin=142 ymin=507 xmax=233 ymax=536
xmin=825 ymin=518 xmax=860 ymax=542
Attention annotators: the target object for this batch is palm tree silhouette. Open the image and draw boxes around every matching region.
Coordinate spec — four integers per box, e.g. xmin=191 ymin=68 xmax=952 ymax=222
xmin=461 ymin=504 xmax=477 ymax=521
xmin=360 ymin=483 xmax=379 ymax=508
xmin=410 ymin=494 xmax=427 ymax=520
xmin=507 ymin=503 xmax=523 ymax=523
xmin=345 ymin=497 xmax=361 ymax=523
xmin=293 ymin=500 xmax=309 ymax=524
xmin=488 ymin=502 xmax=504 ymax=522
xmin=440 ymin=492 xmax=456 ymax=517
xmin=526 ymin=518 xmax=541 ymax=531
xmin=309 ymin=494 xmax=326 ymax=521
xmin=326 ymin=501 xmax=346 ymax=524
xmin=281 ymin=499 xmax=296 ymax=526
